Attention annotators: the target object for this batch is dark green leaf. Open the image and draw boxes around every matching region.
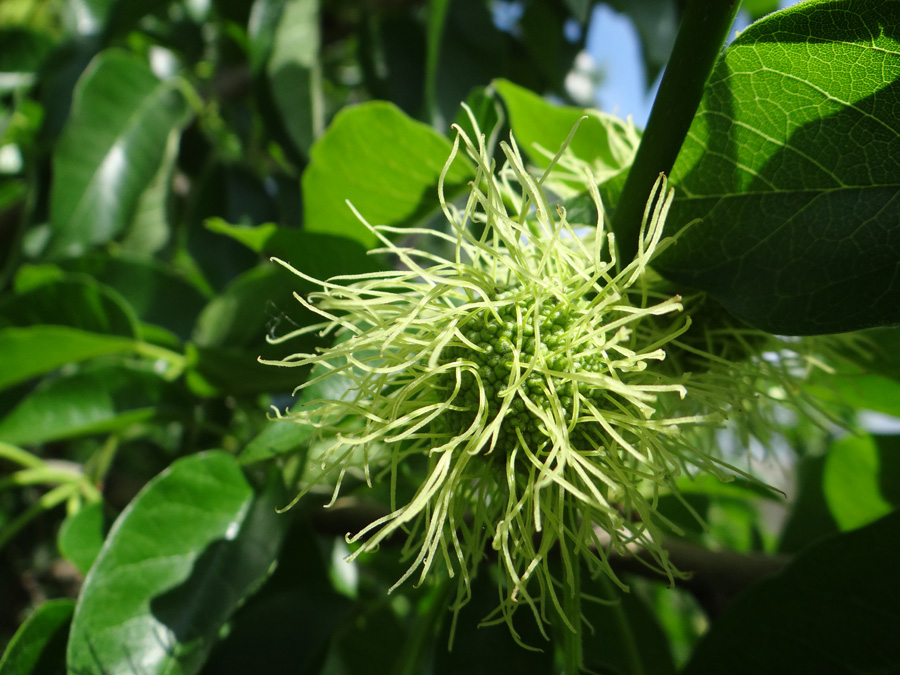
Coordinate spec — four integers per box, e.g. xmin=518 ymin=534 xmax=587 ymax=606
xmin=683 ymin=510 xmax=900 ymax=675
xmin=434 ymin=573 xmax=554 ymax=675
xmin=47 ymin=49 xmax=190 ymax=258
xmin=302 ymin=101 xmax=473 ymax=247
xmin=192 ymin=263 xmax=315 ymax=349
xmin=657 ymin=0 xmax=900 ymax=334
xmin=238 ymin=359 xmax=352 ymax=465
xmin=186 ymin=343 xmax=305 ymax=396
xmin=0 ymin=364 xmax=182 ymax=445
xmin=0 ymin=27 xmax=55 ymax=93
xmin=58 ymin=501 xmax=110 ymax=575
xmin=581 ymin=578 xmax=677 ymax=675
xmin=0 ymin=326 xmax=138 ymax=391
xmin=778 ymin=453 xmax=840 ymax=554
xmin=68 ymin=452 xmax=290 ymax=675
xmin=205 ymin=219 xmax=383 ymax=279
xmin=0 ymin=599 xmax=74 ymax=675
xmin=57 ymin=254 xmax=209 ymax=341
xmin=1 ymin=275 xmax=138 ymax=337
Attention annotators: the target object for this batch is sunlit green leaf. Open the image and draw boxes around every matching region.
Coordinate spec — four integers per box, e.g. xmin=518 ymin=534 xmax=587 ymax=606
xmin=495 ymin=78 xmax=640 ymax=177
xmin=824 ymin=433 xmax=898 ymax=530
xmin=0 ymin=599 xmax=73 ymax=675
xmin=658 ymin=0 xmax=900 ymax=334
xmin=302 ymin=101 xmax=473 ymax=247
xmin=68 ymin=452 xmax=289 ymax=675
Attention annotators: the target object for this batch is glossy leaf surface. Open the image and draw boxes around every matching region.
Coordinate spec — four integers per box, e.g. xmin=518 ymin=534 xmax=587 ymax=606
xmin=302 ymin=102 xmax=473 ymax=246
xmin=67 ymin=452 xmax=289 ymax=675
xmin=657 ymin=0 xmax=900 ymax=334
xmin=47 ymin=50 xmax=190 ymax=257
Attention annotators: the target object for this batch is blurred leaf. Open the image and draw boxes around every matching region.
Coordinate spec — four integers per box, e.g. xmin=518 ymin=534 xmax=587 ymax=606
xmin=268 ymin=0 xmax=322 ymax=156
xmin=824 ymin=433 xmax=899 ymax=531
xmin=434 ymin=573 xmax=554 ymax=675
xmin=1 ymin=275 xmax=138 ymax=337
xmin=247 ymin=0 xmax=284 ymax=73
xmin=69 ymin=0 xmax=116 ymax=35
xmin=0 ymin=599 xmax=73 ymax=675
xmin=657 ymin=0 xmax=900 ymax=334
xmin=239 ymin=417 xmax=311 ymax=465
xmin=808 ymin=370 xmax=900 ymax=421
xmin=494 ymin=78 xmax=640 ymax=178
xmin=238 ymin=359 xmax=353 ymax=465
xmin=58 ymin=501 xmax=110 ymax=575
xmin=778 ymin=453 xmax=839 ymax=554
xmin=187 ymin=343 xmax=305 ymax=396
xmin=206 ymin=219 xmax=383 ymax=280
xmin=121 ymin=116 xmax=181 ymax=255
xmin=56 ymin=254 xmax=209 ymax=341
xmin=302 ymin=101 xmax=473 ymax=247
xmin=581 ymin=577 xmax=677 ymax=675
xmin=68 ymin=452 xmax=290 ymax=675
xmin=0 ymin=364 xmax=183 ymax=445
xmin=0 ymin=326 xmax=137 ymax=391
xmin=0 ymin=27 xmax=55 ymax=93
xmin=682 ymin=510 xmax=900 ymax=675
xmin=47 ymin=49 xmax=190 ymax=258
xmin=741 ymin=0 xmax=780 ymax=20
xmin=192 ymin=263 xmax=313 ymax=349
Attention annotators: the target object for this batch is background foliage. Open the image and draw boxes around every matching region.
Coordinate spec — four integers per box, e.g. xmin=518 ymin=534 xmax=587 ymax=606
xmin=0 ymin=0 xmax=898 ymax=673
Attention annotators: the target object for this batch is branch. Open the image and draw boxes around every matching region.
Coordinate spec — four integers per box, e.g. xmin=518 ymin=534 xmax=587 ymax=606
xmin=610 ymin=0 xmax=741 ymax=263
xmin=309 ymin=498 xmax=788 ymax=614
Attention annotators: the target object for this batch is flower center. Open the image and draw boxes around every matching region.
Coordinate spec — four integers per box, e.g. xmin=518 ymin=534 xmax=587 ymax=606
xmin=440 ymin=288 xmax=608 ymax=454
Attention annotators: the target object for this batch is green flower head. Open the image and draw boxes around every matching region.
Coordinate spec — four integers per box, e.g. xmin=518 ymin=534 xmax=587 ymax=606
xmin=264 ymin=108 xmax=815 ymax=640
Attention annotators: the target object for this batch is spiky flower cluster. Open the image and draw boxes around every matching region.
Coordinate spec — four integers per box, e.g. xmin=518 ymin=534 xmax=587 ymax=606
xmin=264 ymin=109 xmax=831 ymax=639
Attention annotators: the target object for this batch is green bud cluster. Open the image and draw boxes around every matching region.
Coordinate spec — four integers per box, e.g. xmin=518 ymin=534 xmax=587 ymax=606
xmin=440 ymin=288 xmax=608 ymax=454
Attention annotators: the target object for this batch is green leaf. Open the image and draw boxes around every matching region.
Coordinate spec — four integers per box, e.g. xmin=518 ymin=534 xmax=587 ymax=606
xmin=682 ymin=510 xmax=900 ymax=675
xmin=0 ymin=364 xmax=181 ymax=445
xmin=47 ymin=49 xmax=190 ymax=258
xmin=1 ymin=275 xmax=138 ymax=337
xmin=824 ymin=433 xmax=899 ymax=530
xmin=0 ymin=599 xmax=74 ymax=675
xmin=67 ymin=452 xmax=290 ymax=675
xmin=808 ymin=370 xmax=900 ymax=420
xmin=205 ymin=219 xmax=383 ymax=280
xmin=494 ymin=78 xmax=640 ymax=177
xmin=238 ymin=360 xmax=352 ymax=465
xmin=302 ymin=101 xmax=473 ymax=247
xmin=0 ymin=326 xmax=137 ymax=391
xmin=267 ymin=0 xmax=322 ymax=156
xmin=238 ymin=418 xmax=311 ymax=466
xmin=657 ymin=0 xmax=900 ymax=334
xmin=192 ymin=263 xmax=315 ymax=349
xmin=57 ymin=253 xmax=209 ymax=341
xmin=0 ymin=27 xmax=55 ymax=93
xmin=58 ymin=501 xmax=110 ymax=575
xmin=581 ymin=580 xmax=677 ymax=675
